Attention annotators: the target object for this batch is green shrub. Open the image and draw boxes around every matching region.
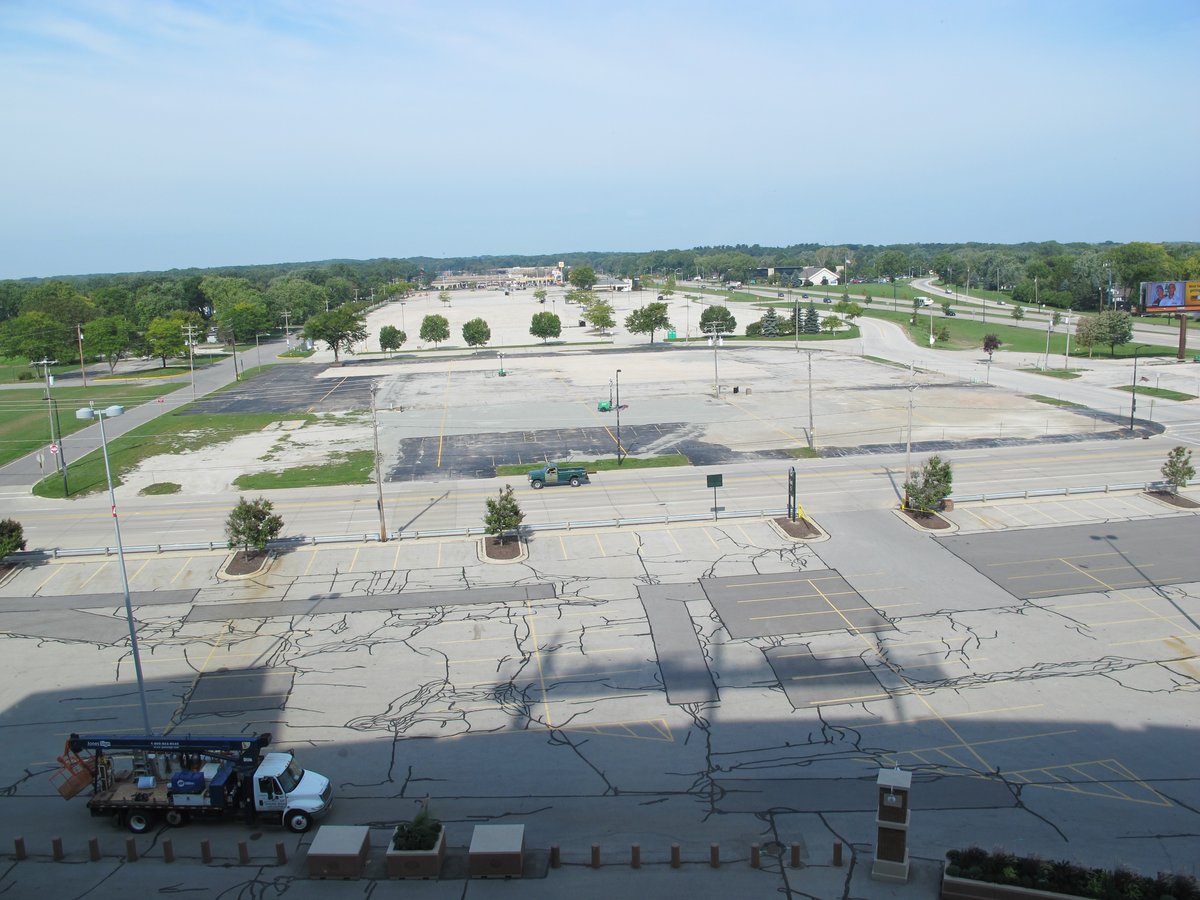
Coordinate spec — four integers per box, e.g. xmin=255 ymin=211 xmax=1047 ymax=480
xmin=0 ymin=518 xmax=26 ymax=557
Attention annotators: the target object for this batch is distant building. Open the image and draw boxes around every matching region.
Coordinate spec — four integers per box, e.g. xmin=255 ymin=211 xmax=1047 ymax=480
xmin=752 ymin=265 xmax=840 ymax=286
xmin=431 ymin=262 xmax=565 ymax=291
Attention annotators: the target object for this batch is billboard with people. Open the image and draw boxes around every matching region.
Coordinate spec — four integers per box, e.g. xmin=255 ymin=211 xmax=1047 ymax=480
xmin=1142 ymin=280 xmax=1200 ymax=311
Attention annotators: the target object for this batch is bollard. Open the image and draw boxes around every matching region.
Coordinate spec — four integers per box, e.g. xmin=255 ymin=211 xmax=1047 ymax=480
xmin=125 ymin=838 xmax=137 ymax=862
xmin=550 ymin=844 xmax=561 ymax=868
xmin=750 ymin=843 xmax=760 ymax=869
xmin=89 ymin=838 xmax=101 ymax=862
xmin=14 ymin=837 xmax=26 ymax=861
xmin=52 ymin=837 xmax=64 ymax=861
xmin=631 ymin=843 xmax=640 ymax=869
xmin=200 ymin=839 xmax=212 ymax=864
xmin=163 ymin=839 xmax=174 ymax=864
xmin=275 ymin=842 xmax=287 ymax=865
xmin=670 ymin=843 xmax=681 ymax=869
xmin=591 ymin=843 xmax=600 ymax=869
xmin=239 ymin=841 xmax=250 ymax=865
xmin=791 ymin=842 xmax=801 ymax=869
xmin=710 ymin=843 xmax=720 ymax=868
xmin=833 ymin=840 xmax=843 ymax=867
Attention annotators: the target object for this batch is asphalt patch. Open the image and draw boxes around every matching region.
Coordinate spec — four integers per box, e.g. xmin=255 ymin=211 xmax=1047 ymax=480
xmin=182 ymin=366 xmax=373 ymax=415
xmin=700 ymin=571 xmax=894 ymax=639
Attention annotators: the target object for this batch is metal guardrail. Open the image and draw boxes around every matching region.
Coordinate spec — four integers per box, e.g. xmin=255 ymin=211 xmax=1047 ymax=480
xmin=7 ymin=478 xmax=1198 ymax=562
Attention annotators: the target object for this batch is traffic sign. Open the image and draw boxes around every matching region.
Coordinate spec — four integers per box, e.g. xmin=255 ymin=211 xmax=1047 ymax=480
xmin=49 ymin=443 xmax=58 ymax=455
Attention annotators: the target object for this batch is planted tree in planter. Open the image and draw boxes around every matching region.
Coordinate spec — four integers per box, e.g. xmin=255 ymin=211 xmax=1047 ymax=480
xmin=484 ymin=485 xmax=524 ymax=545
xmin=1161 ymin=446 xmax=1195 ymax=494
xmin=903 ymin=455 xmax=953 ymax=514
xmin=387 ymin=802 xmax=447 ymax=878
xmin=225 ymin=496 xmax=283 ymax=556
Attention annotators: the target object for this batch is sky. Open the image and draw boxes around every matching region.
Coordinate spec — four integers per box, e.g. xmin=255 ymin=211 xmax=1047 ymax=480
xmin=1 ymin=0 xmax=1197 ymax=279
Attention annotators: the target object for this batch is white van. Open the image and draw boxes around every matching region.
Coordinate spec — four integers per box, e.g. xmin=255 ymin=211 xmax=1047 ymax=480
xmin=915 ymin=296 xmax=934 ymax=307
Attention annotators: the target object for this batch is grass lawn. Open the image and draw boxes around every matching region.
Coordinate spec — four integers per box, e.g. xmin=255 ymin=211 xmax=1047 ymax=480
xmin=1114 ymin=385 xmax=1196 ymax=402
xmin=0 ymin=356 xmax=82 ymax=384
xmin=1019 ymin=368 xmax=1082 ymax=379
xmin=788 ymin=447 xmax=819 ymax=458
xmin=233 ymin=450 xmax=374 ymax=489
xmin=96 ymin=363 xmax=214 ymax=381
xmin=862 ymin=308 xmax=1179 ymax=359
xmin=1027 ymin=394 xmax=1087 ymax=409
xmin=33 ymin=407 xmax=316 ymax=498
xmin=139 ymin=482 xmax=181 ymax=495
xmin=0 ymin=382 xmax=179 ymax=469
xmin=495 ymin=453 xmax=690 ymax=477
xmin=278 ymin=348 xmax=315 ymax=358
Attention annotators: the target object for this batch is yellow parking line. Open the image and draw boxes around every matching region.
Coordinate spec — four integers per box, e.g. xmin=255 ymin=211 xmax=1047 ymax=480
xmin=34 ymin=566 xmax=63 ymax=592
xmin=303 ymin=550 xmax=319 ymax=577
xmin=594 ymin=534 xmax=606 ymax=557
xmin=559 ymin=535 xmax=568 ymax=559
xmin=851 ymin=703 xmax=1044 ymax=730
xmin=170 ymin=558 xmax=192 ymax=584
xmin=128 ymin=557 xmax=153 ymax=583
xmin=78 ymin=562 xmax=109 ymax=590
xmin=393 ymin=542 xmax=402 ymax=569
xmin=348 ymin=547 xmax=360 ymax=572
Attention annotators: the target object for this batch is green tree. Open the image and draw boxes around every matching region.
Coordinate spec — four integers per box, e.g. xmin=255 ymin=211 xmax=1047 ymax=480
xmin=936 ymin=325 xmax=951 ymax=343
xmin=875 ymin=249 xmax=908 ymax=280
xmin=0 ymin=311 xmax=72 ymax=361
xmin=462 ymin=317 xmax=491 ymax=347
xmin=0 ymin=518 xmax=26 ymax=557
xmin=663 ymin=273 xmax=677 ymax=299
xmin=1108 ymin=242 xmax=1172 ymax=300
xmin=85 ymin=315 xmax=138 ymax=373
xmin=419 ymin=314 xmax=451 ymax=346
xmin=218 ymin=301 xmax=271 ymax=346
xmin=803 ymin=302 xmax=820 ymax=334
xmin=23 ymin=280 xmax=97 ymax=326
xmin=1096 ymin=309 xmax=1133 ymax=356
xmin=225 ymin=496 xmax=283 ymax=556
xmin=903 ymin=454 xmax=953 ymax=514
xmin=533 ymin=288 xmax=548 ymax=305
xmin=144 ymin=316 xmax=187 ymax=368
xmin=438 ymin=290 xmax=452 ymax=307
xmin=1010 ymin=304 xmax=1025 ymax=321
xmin=699 ymin=305 xmax=736 ymax=334
xmin=761 ymin=307 xmax=779 ymax=336
xmin=983 ymin=334 xmax=1001 ymax=358
xmin=483 ymin=484 xmax=525 ymax=545
xmin=304 ymin=305 xmax=368 ymax=360
xmin=942 ymin=301 xmax=953 ymax=315
xmin=821 ymin=315 xmax=841 ymax=333
xmin=1074 ymin=316 xmax=1100 ymax=358
xmin=568 ymin=266 xmax=597 ymax=290
xmin=133 ymin=281 xmax=187 ymax=328
xmin=1161 ymin=446 xmax=1195 ymax=494
xmin=624 ymin=302 xmax=673 ymax=343
xmin=200 ymin=275 xmax=260 ymax=321
xmin=379 ymin=324 xmax=405 ymax=355
xmin=582 ymin=296 xmax=614 ymax=332
xmin=530 ymin=311 xmax=562 ymax=343
xmin=266 ymin=277 xmax=325 ymax=327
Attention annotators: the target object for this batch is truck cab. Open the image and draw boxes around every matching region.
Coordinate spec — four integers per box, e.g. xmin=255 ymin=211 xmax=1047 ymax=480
xmin=253 ymin=751 xmax=332 ymax=833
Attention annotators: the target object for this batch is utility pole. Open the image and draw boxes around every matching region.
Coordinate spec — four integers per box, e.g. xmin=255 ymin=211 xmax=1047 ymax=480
xmin=806 ymin=350 xmax=815 ymax=449
xmin=281 ymin=310 xmax=292 ymax=347
xmin=34 ymin=357 xmax=68 ymax=493
xmin=903 ymin=381 xmax=917 ymax=508
xmin=182 ymin=324 xmax=198 ymax=400
xmin=369 ymin=383 xmax=388 ymax=541
xmin=76 ymin=325 xmax=88 ymax=387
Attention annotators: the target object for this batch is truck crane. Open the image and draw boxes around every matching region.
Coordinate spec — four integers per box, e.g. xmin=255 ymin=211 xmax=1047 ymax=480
xmin=52 ymin=732 xmax=332 ymax=834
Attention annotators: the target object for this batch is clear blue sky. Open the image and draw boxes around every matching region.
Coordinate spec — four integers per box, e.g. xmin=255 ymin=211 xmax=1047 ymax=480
xmin=1 ymin=1 xmax=1196 ymax=279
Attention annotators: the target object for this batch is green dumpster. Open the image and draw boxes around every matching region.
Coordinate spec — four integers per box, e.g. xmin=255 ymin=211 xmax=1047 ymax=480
xmin=597 ymin=400 xmax=612 ymax=412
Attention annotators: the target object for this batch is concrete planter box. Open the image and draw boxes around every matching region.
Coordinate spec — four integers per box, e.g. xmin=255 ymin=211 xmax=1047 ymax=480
xmin=942 ymin=873 xmax=1083 ymax=900
xmin=385 ymin=826 xmax=446 ymax=879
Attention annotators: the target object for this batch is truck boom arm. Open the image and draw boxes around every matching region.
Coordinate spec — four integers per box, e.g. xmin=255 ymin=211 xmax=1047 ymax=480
xmin=68 ymin=733 xmax=271 ymax=768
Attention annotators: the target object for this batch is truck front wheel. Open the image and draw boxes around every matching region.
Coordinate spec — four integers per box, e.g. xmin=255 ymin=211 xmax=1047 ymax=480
xmin=284 ymin=810 xmax=313 ymax=833
xmin=125 ymin=811 xmax=155 ymax=834
xmin=531 ymin=479 xmax=544 ymax=490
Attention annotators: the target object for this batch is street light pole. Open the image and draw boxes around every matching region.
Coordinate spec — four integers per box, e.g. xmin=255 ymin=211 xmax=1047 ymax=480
xmin=1042 ymin=317 xmax=1052 ymax=371
xmin=1130 ymin=344 xmax=1151 ymax=432
xmin=806 ymin=350 xmax=815 ymax=449
xmin=370 ymin=383 xmax=387 ymax=542
xmin=615 ymin=369 xmax=622 ymax=464
xmin=1063 ymin=311 xmax=1073 ymax=370
xmin=75 ymin=404 xmax=151 ymax=735
xmin=903 ymin=382 xmax=917 ymax=508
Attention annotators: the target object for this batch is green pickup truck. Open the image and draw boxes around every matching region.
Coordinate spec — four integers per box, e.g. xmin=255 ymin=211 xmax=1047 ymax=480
xmin=527 ymin=463 xmax=589 ymax=489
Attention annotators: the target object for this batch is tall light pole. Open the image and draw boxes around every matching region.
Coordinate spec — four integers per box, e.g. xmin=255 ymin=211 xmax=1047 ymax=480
xmin=369 ymin=383 xmax=387 ymax=541
xmin=1063 ymin=310 xmax=1073 ymax=370
xmin=497 ymin=351 xmax=504 ymax=376
xmin=1129 ymin=344 xmax=1151 ymax=432
xmin=615 ymin=369 xmax=623 ymax=465
xmin=1042 ymin=316 xmax=1053 ymax=371
xmin=806 ymin=350 xmax=815 ymax=449
xmin=708 ymin=330 xmax=723 ymax=397
xmin=903 ymin=382 xmax=917 ymax=508
xmin=34 ymin=357 xmax=68 ymax=494
xmin=75 ymin=404 xmax=152 ymax=735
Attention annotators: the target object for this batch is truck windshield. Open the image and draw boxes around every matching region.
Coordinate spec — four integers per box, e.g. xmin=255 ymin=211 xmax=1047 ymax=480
xmin=277 ymin=759 xmax=305 ymax=793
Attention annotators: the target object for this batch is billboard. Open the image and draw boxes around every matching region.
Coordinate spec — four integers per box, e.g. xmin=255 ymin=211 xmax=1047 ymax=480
xmin=1143 ymin=280 xmax=1200 ymax=311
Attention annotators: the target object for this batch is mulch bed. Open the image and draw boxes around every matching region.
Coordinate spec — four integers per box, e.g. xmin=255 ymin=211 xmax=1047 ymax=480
xmin=773 ymin=516 xmax=821 ymax=539
xmin=1146 ymin=490 xmax=1200 ymax=509
xmin=483 ymin=536 xmax=522 ymax=560
xmin=901 ymin=509 xmax=952 ymax=530
xmin=224 ymin=550 xmax=268 ymax=576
